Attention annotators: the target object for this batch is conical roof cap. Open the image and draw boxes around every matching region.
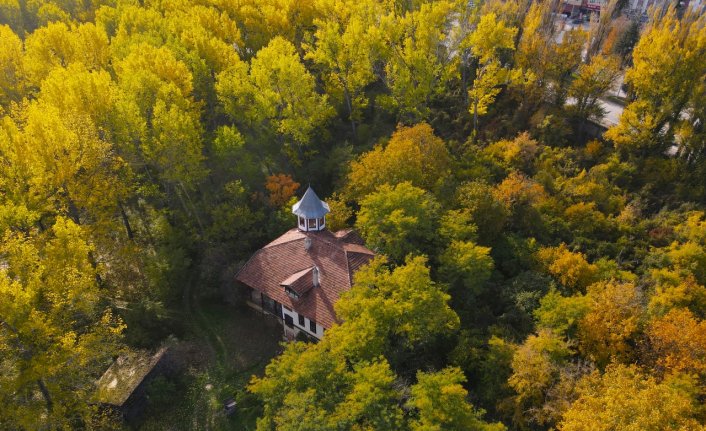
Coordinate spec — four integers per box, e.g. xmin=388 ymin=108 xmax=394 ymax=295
xmin=292 ymin=186 xmax=330 ymax=218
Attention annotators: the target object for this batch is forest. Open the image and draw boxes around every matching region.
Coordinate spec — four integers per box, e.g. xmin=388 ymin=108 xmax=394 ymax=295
xmin=0 ymin=0 xmax=705 ymax=429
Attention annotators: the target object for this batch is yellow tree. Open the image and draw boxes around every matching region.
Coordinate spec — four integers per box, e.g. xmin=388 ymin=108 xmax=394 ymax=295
xmin=512 ymin=1 xmax=586 ymax=118
xmin=606 ymin=7 xmax=706 ymax=156
xmin=647 ymin=308 xmax=706 ymax=378
xmin=214 ymin=0 xmax=318 ymax=52
xmin=305 ymin=0 xmax=385 ymax=134
xmin=0 ymin=25 xmax=25 ymax=108
xmin=23 ymin=22 xmax=110 ymax=89
xmin=115 ymin=43 xmax=207 ymax=193
xmin=346 ymin=122 xmax=451 ymax=200
xmin=508 ymin=329 xmax=574 ymax=429
xmin=0 ymin=101 xmax=127 ymax=230
xmin=559 ymin=364 xmax=704 ymax=431
xmin=536 ymin=244 xmax=599 ymax=292
xmin=465 ymin=12 xmax=518 ymax=134
xmin=0 ymin=219 xmax=124 ymax=429
xmin=380 ymin=0 xmax=456 ymax=122
xmin=567 ymin=55 xmax=621 ymax=130
xmin=578 ymin=280 xmax=642 ymax=366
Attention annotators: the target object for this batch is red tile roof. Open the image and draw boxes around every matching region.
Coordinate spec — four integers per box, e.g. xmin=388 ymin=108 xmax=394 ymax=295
xmin=236 ymin=228 xmax=375 ymax=329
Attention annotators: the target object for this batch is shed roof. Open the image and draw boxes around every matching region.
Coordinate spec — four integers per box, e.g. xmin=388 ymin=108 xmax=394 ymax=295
xmin=95 ymin=347 xmax=168 ymax=406
xmin=291 ymin=186 xmax=330 ymax=219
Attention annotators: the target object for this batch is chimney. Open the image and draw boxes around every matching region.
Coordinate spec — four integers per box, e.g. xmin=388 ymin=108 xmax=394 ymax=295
xmin=304 ymin=237 xmax=312 ymax=252
xmin=312 ymin=266 xmax=320 ymax=288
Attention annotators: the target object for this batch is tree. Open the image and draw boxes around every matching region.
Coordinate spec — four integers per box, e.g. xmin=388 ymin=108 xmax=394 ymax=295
xmin=534 ymin=288 xmax=591 ymax=337
xmin=304 ymin=0 xmax=384 ymax=134
xmin=578 ymin=280 xmax=641 ymax=366
xmin=115 ymin=42 xmax=207 ymax=197
xmin=0 ymin=25 xmax=25 ymax=107
xmin=440 ymin=240 xmax=494 ymax=295
xmin=0 ymin=219 xmax=124 ymax=429
xmin=455 ymin=181 xmax=508 ymax=245
xmin=0 ymin=101 xmax=127 ymax=230
xmin=536 ymin=245 xmax=599 ymax=292
xmin=605 ymin=8 xmax=706 ymax=157
xmin=334 ymin=255 xmax=459 ymax=360
xmin=346 ymin=123 xmax=451 ymax=200
xmin=214 ymin=0 xmax=318 ymax=52
xmin=512 ymin=2 xmax=586 ymax=119
xmin=250 ymin=256 xmax=473 ymax=431
xmin=217 ymin=36 xmax=333 ymax=162
xmin=508 ymin=329 xmax=574 ymax=429
xmin=484 ymin=132 xmax=541 ymax=174
xmin=356 ymin=182 xmax=440 ymax=262
xmin=567 ymin=55 xmax=621 ymax=131
xmin=493 ymin=171 xmax=547 ymax=236
xmin=647 ymin=270 xmax=706 ymax=318
xmin=380 ymin=1 xmax=456 ymax=122
xmin=265 ymin=173 xmax=300 ymax=208
xmin=148 ymin=98 xmax=206 ymax=188
xmin=23 ymin=22 xmax=110 ymax=89
xmin=409 ymin=367 xmax=506 ymax=431
xmin=647 ymin=308 xmax=706 ymax=378
xmin=559 ymin=364 xmax=704 ymax=431
xmin=249 ymin=344 xmax=405 ymax=431
xmin=465 ymin=12 xmax=518 ymax=134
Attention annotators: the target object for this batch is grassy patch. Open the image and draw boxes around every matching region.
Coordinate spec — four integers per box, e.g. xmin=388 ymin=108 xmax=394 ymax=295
xmin=133 ymin=302 xmax=283 ymax=430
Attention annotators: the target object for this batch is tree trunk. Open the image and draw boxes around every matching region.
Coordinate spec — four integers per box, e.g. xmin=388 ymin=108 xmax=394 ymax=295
xmin=343 ymin=88 xmax=356 ymax=137
xmin=37 ymin=379 xmax=53 ymax=413
xmin=473 ymin=99 xmax=479 ymax=136
xmin=118 ymin=200 xmax=134 ymax=240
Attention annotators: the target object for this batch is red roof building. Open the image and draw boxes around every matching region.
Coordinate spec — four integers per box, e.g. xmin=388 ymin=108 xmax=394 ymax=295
xmin=235 ymin=187 xmax=374 ymax=339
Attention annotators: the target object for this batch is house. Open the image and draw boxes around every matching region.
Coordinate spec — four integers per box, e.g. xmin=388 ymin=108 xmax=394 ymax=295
xmin=235 ymin=186 xmax=375 ymax=340
xmin=95 ymin=347 xmax=172 ymax=422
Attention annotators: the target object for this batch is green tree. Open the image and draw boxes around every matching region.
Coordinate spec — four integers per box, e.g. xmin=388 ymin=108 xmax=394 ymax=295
xmin=409 ymin=367 xmax=506 ymax=431
xmin=356 ymin=182 xmax=440 ymax=262
xmin=334 ymin=255 xmax=460 ymax=359
xmin=440 ymin=240 xmax=494 ymax=295
xmin=217 ymin=36 xmax=333 ymax=162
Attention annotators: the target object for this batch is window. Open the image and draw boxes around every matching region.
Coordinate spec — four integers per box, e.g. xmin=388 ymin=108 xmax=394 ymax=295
xmin=309 ymin=319 xmax=316 ymax=332
xmin=307 ymin=218 xmax=317 ymax=229
xmin=318 ymin=217 xmax=325 ymax=227
xmin=298 ymin=314 xmax=305 ymax=326
xmin=284 ymin=287 xmax=299 ymax=300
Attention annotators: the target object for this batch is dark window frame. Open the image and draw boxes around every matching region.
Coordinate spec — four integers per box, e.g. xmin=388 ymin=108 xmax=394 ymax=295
xmin=309 ymin=319 xmax=316 ymax=332
xmin=298 ymin=314 xmax=305 ymax=326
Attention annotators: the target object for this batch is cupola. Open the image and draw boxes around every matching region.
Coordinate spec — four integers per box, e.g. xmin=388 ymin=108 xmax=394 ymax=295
xmin=292 ymin=186 xmax=330 ymax=232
